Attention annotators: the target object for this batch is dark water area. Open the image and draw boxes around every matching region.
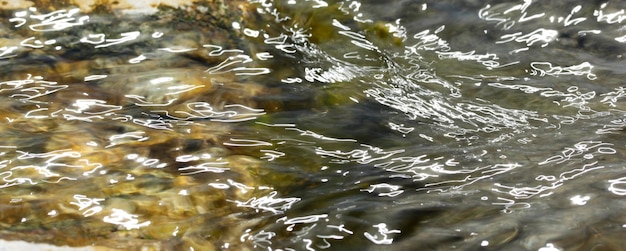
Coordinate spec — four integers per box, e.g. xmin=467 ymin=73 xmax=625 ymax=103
xmin=0 ymin=0 xmax=625 ymax=250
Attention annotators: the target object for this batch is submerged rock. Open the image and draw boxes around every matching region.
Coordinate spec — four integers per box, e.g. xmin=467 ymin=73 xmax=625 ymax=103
xmin=0 ymin=1 xmax=282 ymax=250
xmin=1 ymin=0 xmax=625 ymax=250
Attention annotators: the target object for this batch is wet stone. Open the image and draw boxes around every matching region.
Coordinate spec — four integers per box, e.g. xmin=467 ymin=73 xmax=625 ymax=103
xmin=0 ymin=0 xmax=283 ymax=249
xmin=0 ymin=0 xmax=625 ymax=250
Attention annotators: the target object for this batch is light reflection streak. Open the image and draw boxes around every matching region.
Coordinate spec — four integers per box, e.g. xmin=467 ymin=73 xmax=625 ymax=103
xmin=0 ymin=46 xmax=19 ymax=59
xmin=529 ymin=61 xmax=596 ymax=80
xmin=561 ymin=161 xmax=606 ymax=178
xmin=306 ymin=0 xmax=328 ymax=8
xmin=338 ymin=30 xmax=377 ymax=51
xmin=281 ymin=77 xmax=303 ymax=84
xmin=179 ymin=162 xmax=229 ymax=175
xmin=163 ymin=84 xmax=203 ymax=95
xmin=303 ymin=239 xmax=315 ymax=251
xmin=81 ymin=31 xmax=141 ymax=48
xmin=126 ymin=155 xmax=166 ymax=169
xmin=157 ymin=102 xmax=266 ymax=122
xmin=125 ymin=95 xmax=178 ymax=106
xmin=304 ymin=65 xmax=358 ymax=83
xmin=256 ymin=52 xmax=273 ymax=60
xmin=406 ymin=26 xmax=449 ymax=53
xmin=230 ymin=191 xmax=300 ymax=214
xmin=263 ymin=34 xmax=297 ymax=54
xmin=80 ymin=159 xmax=104 ymax=176
xmin=495 ymin=160 xmax=606 ymax=200
xmin=1 ymin=77 xmax=67 ymax=102
xmin=539 ymin=141 xmax=614 ymax=165
xmin=175 ymin=154 xmax=201 ymax=162
xmin=506 ymin=0 xmax=543 ymax=22
xmin=209 ymin=182 xmax=230 ymax=189
xmin=132 ymin=118 xmax=173 ymax=130
xmin=569 ymin=194 xmax=590 ymax=205
xmin=244 ymin=28 xmax=261 ymax=38
xmin=600 ymin=87 xmax=626 ymax=107
xmin=11 ymin=164 xmax=56 ymax=178
xmin=107 ymin=132 xmax=148 ymax=148
xmin=219 ymin=104 xmax=265 ymax=116
xmin=316 ymin=237 xmax=332 ymax=249
xmin=103 ymin=208 xmax=151 ymax=230
xmin=494 ymin=182 xmax=563 ymax=200
xmin=9 ymin=12 xmax=27 ymax=27
xmin=0 ymin=148 xmax=109 ymax=188
xmin=41 ymin=176 xmax=78 ymax=184
xmin=594 ymin=3 xmax=626 ymax=24
xmin=240 ymin=229 xmax=276 ymax=249
xmin=202 ymin=44 xmax=245 ymax=56
xmin=492 ymin=197 xmax=531 ymax=212
xmin=62 ymin=113 xmax=103 ymax=122
xmin=538 ymin=243 xmax=562 ymax=251
xmin=84 ymin=75 xmax=107 ymax=81
xmin=608 ymin=177 xmax=626 ymax=195
xmin=279 ymin=214 xmax=328 ymax=225
xmin=361 ymin=183 xmax=404 ymax=197
xmin=316 ymin=234 xmax=344 ymax=240
xmin=71 ymin=194 xmax=104 ymax=217
xmin=437 ymin=50 xmax=506 ymax=68
xmin=366 ymin=82 xmax=540 ymax=137
xmin=554 ymin=5 xmax=586 ymax=26
xmin=205 ymin=55 xmax=270 ymax=76
xmin=478 ymin=5 xmax=515 ymax=30
xmin=79 ymin=33 xmax=105 ymax=44
xmin=66 ymin=99 xmax=122 ymax=114
xmin=286 ymin=128 xmax=357 ymax=142
xmin=364 ymin=223 xmax=400 ymax=245
xmin=128 ymin=54 xmax=147 ymax=64
xmin=24 ymin=108 xmax=49 ymax=119
xmin=20 ymin=37 xmax=47 ymax=48
xmin=497 ymin=28 xmax=558 ymax=47
xmin=596 ymin=118 xmax=626 ymax=134
xmin=0 ymin=172 xmax=35 ymax=188
xmin=260 ymin=150 xmax=285 ymax=161
xmin=223 ymin=138 xmax=273 ymax=147
xmin=487 ymin=82 xmax=551 ymax=94
xmin=327 ymin=224 xmax=354 ymax=235
xmin=17 ymin=149 xmax=81 ymax=161
xmin=232 ymin=67 xmax=271 ymax=76
xmin=13 ymin=8 xmax=90 ymax=32
xmin=228 ymin=179 xmax=256 ymax=194
xmin=256 ymin=122 xmax=296 ymax=127
xmin=478 ymin=0 xmax=544 ymax=30
xmin=315 ymin=144 xmax=404 ymax=165
xmin=422 ymin=163 xmax=520 ymax=191
xmin=157 ymin=47 xmax=197 ymax=53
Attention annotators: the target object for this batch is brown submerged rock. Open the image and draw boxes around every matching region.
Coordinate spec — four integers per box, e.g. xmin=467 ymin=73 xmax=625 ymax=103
xmin=0 ymin=1 xmax=280 ymax=250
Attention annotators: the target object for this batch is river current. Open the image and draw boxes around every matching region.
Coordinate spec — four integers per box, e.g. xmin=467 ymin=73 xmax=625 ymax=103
xmin=0 ymin=0 xmax=625 ymax=250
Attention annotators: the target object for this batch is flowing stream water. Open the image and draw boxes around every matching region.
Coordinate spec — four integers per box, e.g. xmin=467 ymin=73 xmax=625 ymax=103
xmin=0 ymin=0 xmax=625 ymax=250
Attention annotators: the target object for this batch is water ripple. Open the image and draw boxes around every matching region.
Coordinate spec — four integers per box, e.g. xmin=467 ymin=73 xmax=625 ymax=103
xmin=0 ymin=0 xmax=625 ymax=250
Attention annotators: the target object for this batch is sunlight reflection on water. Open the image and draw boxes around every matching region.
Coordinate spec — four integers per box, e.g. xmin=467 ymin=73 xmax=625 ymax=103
xmin=0 ymin=0 xmax=625 ymax=250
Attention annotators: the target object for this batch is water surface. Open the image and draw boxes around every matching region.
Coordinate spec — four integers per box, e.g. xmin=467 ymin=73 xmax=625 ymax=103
xmin=0 ymin=0 xmax=625 ymax=250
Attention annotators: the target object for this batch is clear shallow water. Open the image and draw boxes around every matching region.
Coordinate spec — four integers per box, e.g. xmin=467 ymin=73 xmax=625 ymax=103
xmin=0 ymin=0 xmax=625 ymax=250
